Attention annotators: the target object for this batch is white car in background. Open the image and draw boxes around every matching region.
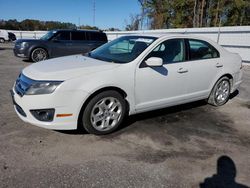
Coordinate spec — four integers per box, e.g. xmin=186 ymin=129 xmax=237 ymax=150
xmin=11 ymin=34 xmax=243 ymax=135
xmin=0 ymin=29 xmax=9 ymax=43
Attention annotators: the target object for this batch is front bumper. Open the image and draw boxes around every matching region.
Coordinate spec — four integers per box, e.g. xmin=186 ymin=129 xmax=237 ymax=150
xmin=10 ymin=88 xmax=89 ymax=130
xmin=13 ymin=47 xmax=29 ymax=59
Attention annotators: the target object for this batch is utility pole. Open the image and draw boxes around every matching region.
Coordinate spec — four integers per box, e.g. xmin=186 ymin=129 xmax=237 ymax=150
xmin=93 ymin=0 xmax=96 ymax=26
xmin=78 ymin=17 xmax=80 ymax=29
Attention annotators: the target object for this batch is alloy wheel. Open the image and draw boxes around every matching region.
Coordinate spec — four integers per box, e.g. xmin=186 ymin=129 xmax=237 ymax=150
xmin=90 ymin=97 xmax=122 ymax=132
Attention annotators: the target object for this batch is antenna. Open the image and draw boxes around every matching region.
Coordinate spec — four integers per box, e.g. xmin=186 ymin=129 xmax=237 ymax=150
xmin=93 ymin=0 xmax=96 ymax=26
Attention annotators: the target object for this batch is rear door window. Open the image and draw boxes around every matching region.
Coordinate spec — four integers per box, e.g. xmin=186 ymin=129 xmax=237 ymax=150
xmin=188 ymin=39 xmax=220 ymax=60
xmin=71 ymin=31 xmax=86 ymax=41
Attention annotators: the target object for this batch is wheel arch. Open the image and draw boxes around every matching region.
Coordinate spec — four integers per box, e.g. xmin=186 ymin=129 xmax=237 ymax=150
xmin=77 ymin=86 xmax=129 ymax=129
xmin=209 ymin=73 xmax=234 ymax=97
xmin=29 ymin=46 xmax=49 ymax=59
xmin=0 ymin=37 xmax=5 ymax=43
xmin=218 ymin=73 xmax=233 ymax=92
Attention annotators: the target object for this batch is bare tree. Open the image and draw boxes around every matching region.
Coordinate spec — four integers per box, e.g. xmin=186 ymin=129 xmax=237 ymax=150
xmin=125 ymin=14 xmax=140 ymax=31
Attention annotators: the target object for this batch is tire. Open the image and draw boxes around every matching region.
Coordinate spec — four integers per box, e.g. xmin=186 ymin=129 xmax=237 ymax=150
xmin=81 ymin=90 xmax=126 ymax=135
xmin=31 ymin=48 xmax=48 ymax=62
xmin=208 ymin=76 xmax=231 ymax=106
xmin=0 ymin=38 xmax=5 ymax=43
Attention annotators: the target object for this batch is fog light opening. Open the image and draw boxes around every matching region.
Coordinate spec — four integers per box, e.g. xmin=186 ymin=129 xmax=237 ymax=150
xmin=30 ymin=109 xmax=55 ymax=122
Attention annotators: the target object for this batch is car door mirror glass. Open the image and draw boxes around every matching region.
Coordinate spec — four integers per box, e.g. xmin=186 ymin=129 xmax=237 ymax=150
xmin=145 ymin=57 xmax=163 ymax=67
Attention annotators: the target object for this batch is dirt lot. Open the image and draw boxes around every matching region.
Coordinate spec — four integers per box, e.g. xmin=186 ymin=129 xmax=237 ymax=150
xmin=0 ymin=43 xmax=250 ymax=187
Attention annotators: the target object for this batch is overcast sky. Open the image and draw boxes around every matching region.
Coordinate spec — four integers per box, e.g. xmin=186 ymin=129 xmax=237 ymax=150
xmin=0 ymin=0 xmax=141 ymax=29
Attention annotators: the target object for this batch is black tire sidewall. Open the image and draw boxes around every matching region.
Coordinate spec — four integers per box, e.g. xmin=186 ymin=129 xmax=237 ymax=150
xmin=82 ymin=91 xmax=126 ymax=135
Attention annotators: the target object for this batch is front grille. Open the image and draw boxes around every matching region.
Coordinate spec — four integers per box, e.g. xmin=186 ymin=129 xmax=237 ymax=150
xmin=15 ymin=73 xmax=34 ymax=97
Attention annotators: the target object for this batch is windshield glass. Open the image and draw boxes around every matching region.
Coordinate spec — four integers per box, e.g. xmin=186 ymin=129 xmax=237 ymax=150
xmin=88 ymin=36 xmax=157 ymax=63
xmin=40 ymin=30 xmax=57 ymax=40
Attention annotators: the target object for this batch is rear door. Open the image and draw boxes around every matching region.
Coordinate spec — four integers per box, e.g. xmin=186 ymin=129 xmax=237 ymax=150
xmin=70 ymin=31 xmax=91 ymax=54
xmin=86 ymin=32 xmax=107 ymax=50
xmin=183 ymin=39 xmax=221 ymax=98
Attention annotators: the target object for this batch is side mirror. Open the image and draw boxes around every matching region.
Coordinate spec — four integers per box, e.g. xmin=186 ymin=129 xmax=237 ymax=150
xmin=145 ymin=57 xmax=163 ymax=67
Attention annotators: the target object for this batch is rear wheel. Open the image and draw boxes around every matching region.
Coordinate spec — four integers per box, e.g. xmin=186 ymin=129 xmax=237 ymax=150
xmin=81 ymin=91 xmax=126 ymax=135
xmin=31 ymin=48 xmax=48 ymax=62
xmin=208 ymin=76 xmax=231 ymax=106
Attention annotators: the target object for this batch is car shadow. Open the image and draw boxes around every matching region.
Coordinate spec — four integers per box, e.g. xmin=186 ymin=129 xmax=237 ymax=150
xmin=200 ymin=155 xmax=249 ymax=188
xmin=56 ymin=90 xmax=239 ymax=135
xmin=230 ymin=89 xmax=239 ymax=99
xmin=22 ymin=59 xmax=33 ymax=63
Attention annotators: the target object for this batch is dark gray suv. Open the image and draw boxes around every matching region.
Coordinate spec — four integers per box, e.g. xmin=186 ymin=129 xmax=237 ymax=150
xmin=14 ymin=29 xmax=108 ymax=62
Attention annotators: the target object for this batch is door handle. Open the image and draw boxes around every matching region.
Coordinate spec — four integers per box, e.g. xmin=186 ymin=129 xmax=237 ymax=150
xmin=216 ymin=63 xmax=223 ymax=68
xmin=177 ymin=68 xmax=188 ymax=73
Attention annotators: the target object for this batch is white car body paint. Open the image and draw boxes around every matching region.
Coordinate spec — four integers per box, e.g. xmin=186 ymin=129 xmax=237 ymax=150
xmin=12 ymin=34 xmax=243 ymax=130
xmin=0 ymin=29 xmax=9 ymax=41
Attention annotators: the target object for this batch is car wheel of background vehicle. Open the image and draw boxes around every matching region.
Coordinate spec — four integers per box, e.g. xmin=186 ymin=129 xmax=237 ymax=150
xmin=0 ymin=38 xmax=5 ymax=43
xmin=31 ymin=48 xmax=48 ymax=62
xmin=82 ymin=90 xmax=126 ymax=135
xmin=208 ymin=76 xmax=231 ymax=106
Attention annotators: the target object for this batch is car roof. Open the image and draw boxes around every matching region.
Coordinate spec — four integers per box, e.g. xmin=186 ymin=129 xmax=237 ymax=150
xmin=129 ymin=33 xmax=205 ymax=39
xmin=129 ymin=33 xmax=218 ymax=45
xmin=53 ymin=29 xmax=103 ymax=33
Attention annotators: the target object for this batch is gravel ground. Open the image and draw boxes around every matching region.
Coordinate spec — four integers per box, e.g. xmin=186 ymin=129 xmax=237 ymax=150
xmin=0 ymin=43 xmax=250 ymax=188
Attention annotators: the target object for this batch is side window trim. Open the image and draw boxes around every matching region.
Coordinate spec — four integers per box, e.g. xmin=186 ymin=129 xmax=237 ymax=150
xmin=184 ymin=38 xmax=190 ymax=61
xmin=139 ymin=38 xmax=186 ymax=68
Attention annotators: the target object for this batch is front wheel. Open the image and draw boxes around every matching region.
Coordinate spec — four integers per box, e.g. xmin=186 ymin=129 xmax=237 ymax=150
xmin=31 ymin=48 xmax=48 ymax=62
xmin=81 ymin=91 xmax=126 ymax=135
xmin=208 ymin=76 xmax=231 ymax=106
xmin=0 ymin=38 xmax=5 ymax=43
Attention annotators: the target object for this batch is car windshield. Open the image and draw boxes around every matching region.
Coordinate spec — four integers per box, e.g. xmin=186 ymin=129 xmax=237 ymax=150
xmin=88 ymin=36 xmax=157 ymax=63
xmin=40 ymin=30 xmax=57 ymax=40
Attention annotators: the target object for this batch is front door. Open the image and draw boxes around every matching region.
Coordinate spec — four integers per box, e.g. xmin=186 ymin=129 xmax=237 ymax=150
xmin=135 ymin=39 xmax=189 ymax=112
xmin=50 ymin=31 xmax=72 ymax=57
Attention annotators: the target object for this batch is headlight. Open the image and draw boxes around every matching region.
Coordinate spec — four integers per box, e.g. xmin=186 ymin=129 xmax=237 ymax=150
xmin=25 ymin=81 xmax=63 ymax=95
xmin=20 ymin=42 xmax=29 ymax=49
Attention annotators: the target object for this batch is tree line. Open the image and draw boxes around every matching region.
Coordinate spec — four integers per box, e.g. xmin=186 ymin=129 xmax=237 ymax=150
xmin=0 ymin=19 xmax=104 ymax=31
xmin=126 ymin=0 xmax=250 ymax=30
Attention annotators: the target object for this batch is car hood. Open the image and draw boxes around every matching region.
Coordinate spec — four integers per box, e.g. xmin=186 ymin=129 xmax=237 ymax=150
xmin=15 ymin=39 xmax=43 ymax=43
xmin=22 ymin=55 xmax=120 ymax=80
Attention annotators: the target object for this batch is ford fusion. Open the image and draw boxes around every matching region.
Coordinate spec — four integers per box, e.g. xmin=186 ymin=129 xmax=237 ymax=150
xmin=11 ymin=35 xmax=243 ymax=135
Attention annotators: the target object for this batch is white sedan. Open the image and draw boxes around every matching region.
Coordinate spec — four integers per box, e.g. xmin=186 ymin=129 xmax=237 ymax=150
xmin=11 ymin=34 xmax=243 ymax=135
